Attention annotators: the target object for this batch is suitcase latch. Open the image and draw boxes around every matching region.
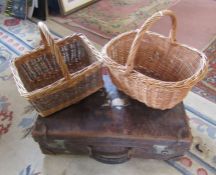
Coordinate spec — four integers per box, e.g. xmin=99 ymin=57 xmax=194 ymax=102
xmin=153 ymin=145 xmax=174 ymax=155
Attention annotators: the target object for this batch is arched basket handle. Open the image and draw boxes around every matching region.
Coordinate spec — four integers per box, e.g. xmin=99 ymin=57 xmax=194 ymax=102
xmin=125 ymin=10 xmax=177 ymax=75
xmin=38 ymin=22 xmax=71 ymax=80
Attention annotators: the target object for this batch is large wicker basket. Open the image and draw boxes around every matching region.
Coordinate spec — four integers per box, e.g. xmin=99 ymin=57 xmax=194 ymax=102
xmin=11 ymin=22 xmax=103 ymax=117
xmin=102 ymin=10 xmax=208 ymax=110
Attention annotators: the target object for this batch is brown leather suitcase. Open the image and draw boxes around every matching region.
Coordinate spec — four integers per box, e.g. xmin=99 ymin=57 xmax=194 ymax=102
xmin=32 ymin=73 xmax=192 ymax=164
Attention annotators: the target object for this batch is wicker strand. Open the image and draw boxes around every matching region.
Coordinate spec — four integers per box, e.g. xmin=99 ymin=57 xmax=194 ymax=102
xmin=102 ymin=10 xmax=208 ymax=110
xmin=125 ymin=10 xmax=177 ymax=75
xmin=38 ymin=22 xmax=71 ymax=80
xmin=11 ymin=23 xmax=103 ymax=116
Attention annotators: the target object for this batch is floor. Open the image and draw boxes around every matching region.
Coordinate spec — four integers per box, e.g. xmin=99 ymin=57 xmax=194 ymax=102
xmin=0 ymin=0 xmax=216 ymax=175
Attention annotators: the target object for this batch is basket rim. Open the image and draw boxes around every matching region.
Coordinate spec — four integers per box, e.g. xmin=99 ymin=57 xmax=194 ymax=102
xmin=102 ymin=30 xmax=208 ymax=87
xmin=11 ymin=60 xmax=102 ymax=99
xmin=10 ymin=33 xmax=103 ymax=98
xmin=13 ymin=33 xmax=102 ymax=65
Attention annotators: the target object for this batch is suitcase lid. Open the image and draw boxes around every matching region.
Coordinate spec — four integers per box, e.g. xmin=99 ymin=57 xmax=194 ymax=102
xmin=32 ymin=72 xmax=192 ymax=145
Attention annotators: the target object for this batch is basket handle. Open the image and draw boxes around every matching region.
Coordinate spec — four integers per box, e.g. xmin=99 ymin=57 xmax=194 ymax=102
xmin=38 ymin=22 xmax=71 ymax=80
xmin=125 ymin=10 xmax=177 ymax=75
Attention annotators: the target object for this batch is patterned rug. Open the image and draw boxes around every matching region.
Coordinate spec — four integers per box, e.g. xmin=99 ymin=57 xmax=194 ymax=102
xmin=192 ymin=38 xmax=216 ymax=103
xmin=0 ymin=14 xmax=216 ymax=175
xmin=50 ymin=0 xmax=179 ymax=44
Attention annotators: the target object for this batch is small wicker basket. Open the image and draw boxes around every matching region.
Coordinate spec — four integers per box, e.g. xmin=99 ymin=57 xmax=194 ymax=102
xmin=11 ymin=22 xmax=103 ymax=117
xmin=102 ymin=10 xmax=208 ymax=110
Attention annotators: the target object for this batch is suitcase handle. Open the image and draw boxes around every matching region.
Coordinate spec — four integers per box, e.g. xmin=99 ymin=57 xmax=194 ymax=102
xmin=88 ymin=146 xmax=132 ymax=164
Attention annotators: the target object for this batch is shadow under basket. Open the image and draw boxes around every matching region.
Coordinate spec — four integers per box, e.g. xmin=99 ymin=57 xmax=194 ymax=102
xmin=11 ymin=22 xmax=103 ymax=117
xmin=102 ymin=10 xmax=208 ymax=110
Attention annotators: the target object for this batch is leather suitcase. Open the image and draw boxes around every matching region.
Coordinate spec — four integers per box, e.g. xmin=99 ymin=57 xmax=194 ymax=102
xmin=32 ymin=73 xmax=192 ymax=164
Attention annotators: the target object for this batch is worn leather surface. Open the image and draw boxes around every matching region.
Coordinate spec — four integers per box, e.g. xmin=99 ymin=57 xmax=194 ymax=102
xmin=32 ymin=74 xmax=192 ymax=162
xmin=32 ymin=74 xmax=191 ymax=141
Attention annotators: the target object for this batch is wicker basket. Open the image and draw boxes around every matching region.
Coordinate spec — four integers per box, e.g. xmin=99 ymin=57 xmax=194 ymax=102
xmin=102 ymin=10 xmax=208 ymax=110
xmin=11 ymin=22 xmax=103 ymax=117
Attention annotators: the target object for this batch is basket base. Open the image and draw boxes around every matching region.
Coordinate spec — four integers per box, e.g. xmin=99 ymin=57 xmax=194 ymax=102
xmin=37 ymin=83 xmax=103 ymax=117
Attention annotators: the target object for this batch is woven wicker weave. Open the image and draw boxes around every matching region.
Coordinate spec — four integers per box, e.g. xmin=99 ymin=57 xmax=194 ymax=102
xmin=102 ymin=10 xmax=208 ymax=110
xmin=11 ymin=22 xmax=103 ymax=117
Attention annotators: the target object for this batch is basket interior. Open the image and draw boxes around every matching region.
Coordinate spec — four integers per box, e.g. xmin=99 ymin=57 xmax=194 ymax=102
xmin=106 ymin=32 xmax=203 ymax=82
xmin=15 ymin=36 xmax=98 ymax=92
